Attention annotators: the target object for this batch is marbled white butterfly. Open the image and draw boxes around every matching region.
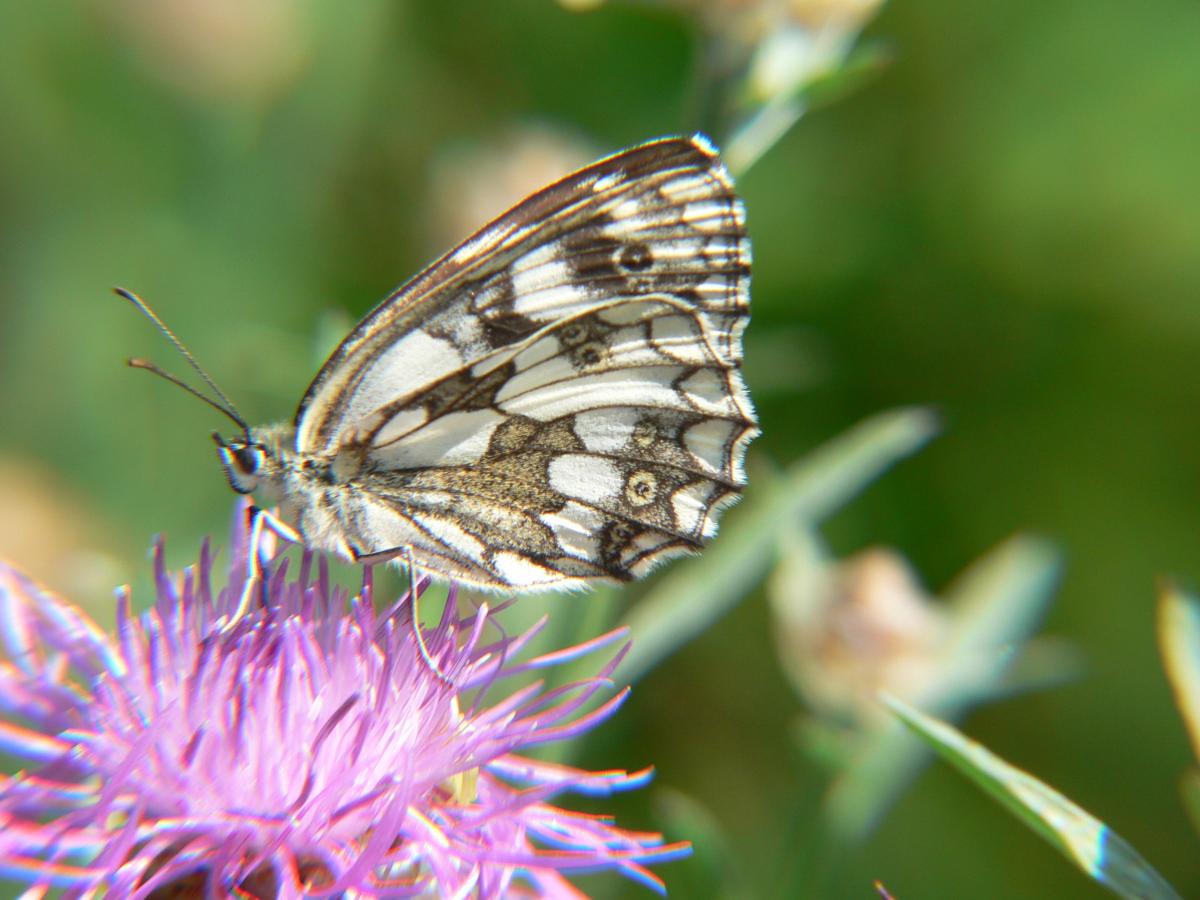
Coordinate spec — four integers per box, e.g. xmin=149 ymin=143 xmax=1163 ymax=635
xmin=122 ymin=135 xmax=757 ymax=590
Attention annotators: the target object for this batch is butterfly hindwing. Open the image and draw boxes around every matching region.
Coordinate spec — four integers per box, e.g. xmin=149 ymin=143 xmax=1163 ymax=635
xmin=293 ymin=135 xmax=756 ymax=589
xmin=354 ymin=404 xmax=750 ymax=588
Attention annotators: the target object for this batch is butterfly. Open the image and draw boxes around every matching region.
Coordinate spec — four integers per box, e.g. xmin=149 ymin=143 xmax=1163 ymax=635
xmin=122 ymin=134 xmax=757 ymax=591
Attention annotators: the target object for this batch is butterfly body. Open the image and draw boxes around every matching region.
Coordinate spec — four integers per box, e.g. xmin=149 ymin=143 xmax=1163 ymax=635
xmin=213 ymin=135 xmax=756 ymax=591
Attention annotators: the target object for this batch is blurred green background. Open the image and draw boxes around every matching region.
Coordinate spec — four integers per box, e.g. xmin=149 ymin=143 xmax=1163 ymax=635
xmin=2 ymin=1 xmax=1199 ymax=897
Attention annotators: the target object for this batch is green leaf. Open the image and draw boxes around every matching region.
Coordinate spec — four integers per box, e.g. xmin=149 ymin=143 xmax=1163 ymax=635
xmin=1180 ymin=769 xmax=1200 ymax=842
xmin=726 ymin=17 xmax=893 ymax=175
xmin=886 ymin=697 xmax=1184 ymax=900
xmin=1158 ymin=582 xmax=1200 ymax=762
xmin=653 ymin=789 xmax=746 ymax=900
xmin=726 ymin=97 xmax=808 ymax=178
xmin=989 ymin=635 xmax=1083 ymax=698
xmin=799 ymin=41 xmax=894 ymax=112
xmin=937 ymin=535 xmax=1064 ymax=695
xmin=617 ymin=407 xmax=939 ymax=684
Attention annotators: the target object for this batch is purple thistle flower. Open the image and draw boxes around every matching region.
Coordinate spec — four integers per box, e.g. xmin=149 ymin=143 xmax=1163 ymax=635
xmin=0 ymin=507 xmax=688 ymax=898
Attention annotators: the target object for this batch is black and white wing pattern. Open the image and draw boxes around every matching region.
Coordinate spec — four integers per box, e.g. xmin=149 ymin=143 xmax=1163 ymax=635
xmin=295 ymin=135 xmax=757 ymax=590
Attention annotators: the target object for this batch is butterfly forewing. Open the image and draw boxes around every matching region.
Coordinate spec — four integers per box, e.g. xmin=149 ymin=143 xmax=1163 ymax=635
xmin=294 ymin=135 xmax=756 ymax=589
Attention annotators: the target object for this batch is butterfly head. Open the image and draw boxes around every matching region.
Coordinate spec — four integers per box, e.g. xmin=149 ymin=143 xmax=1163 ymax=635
xmin=215 ymin=425 xmax=295 ymax=497
xmin=213 ymin=424 xmax=295 ymax=499
xmin=213 ymin=432 xmax=265 ymax=494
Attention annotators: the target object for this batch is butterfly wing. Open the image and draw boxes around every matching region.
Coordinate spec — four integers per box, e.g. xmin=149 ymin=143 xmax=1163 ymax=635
xmin=295 ymin=135 xmax=757 ymax=589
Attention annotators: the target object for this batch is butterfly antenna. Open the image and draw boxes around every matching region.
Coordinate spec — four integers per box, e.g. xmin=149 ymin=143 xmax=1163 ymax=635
xmin=114 ymin=287 xmax=250 ymax=437
xmin=127 ymin=358 xmax=248 ymax=433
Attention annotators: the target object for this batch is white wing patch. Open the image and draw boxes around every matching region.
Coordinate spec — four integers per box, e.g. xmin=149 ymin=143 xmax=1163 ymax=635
xmin=493 ymin=552 xmax=560 ymax=587
xmin=373 ymin=406 xmax=430 ymax=446
xmin=650 ymin=315 xmax=711 ymax=365
xmin=540 ymin=501 xmax=604 ymax=560
xmin=548 ymin=455 xmax=623 ymax=504
xmin=683 ymin=418 xmax=742 ymax=477
xmin=372 ymin=408 xmax=504 ymax=468
xmin=678 ymin=369 xmax=742 ymax=417
xmin=671 ymin=481 xmax=713 ymax=535
xmin=497 ymin=367 xmax=687 ymax=421
xmin=572 ymin=407 xmax=638 ymax=452
xmin=337 ymin=331 xmax=464 ymax=438
xmin=412 ymin=513 xmax=487 ymax=563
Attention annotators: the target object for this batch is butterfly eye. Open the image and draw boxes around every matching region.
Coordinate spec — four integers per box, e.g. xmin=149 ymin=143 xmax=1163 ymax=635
xmin=233 ymin=445 xmax=263 ymax=476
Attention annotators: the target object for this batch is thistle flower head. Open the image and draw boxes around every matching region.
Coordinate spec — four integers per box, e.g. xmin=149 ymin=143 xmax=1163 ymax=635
xmin=0 ymin=507 xmax=686 ymax=897
xmin=771 ymin=546 xmax=950 ymax=726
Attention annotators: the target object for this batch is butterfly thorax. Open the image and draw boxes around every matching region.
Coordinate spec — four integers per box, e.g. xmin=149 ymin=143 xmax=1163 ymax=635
xmin=219 ymin=422 xmax=368 ymax=498
xmin=217 ymin=423 xmax=379 ymax=555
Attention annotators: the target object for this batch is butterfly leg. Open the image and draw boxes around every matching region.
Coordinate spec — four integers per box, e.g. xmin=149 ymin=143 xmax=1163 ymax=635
xmin=218 ymin=506 xmax=274 ymax=632
xmin=352 ymin=546 xmax=408 ymax=566
xmin=219 ymin=506 xmax=302 ymax=633
xmin=251 ymin=505 xmax=302 ymax=545
xmin=385 ymin=545 xmax=454 ymax=686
